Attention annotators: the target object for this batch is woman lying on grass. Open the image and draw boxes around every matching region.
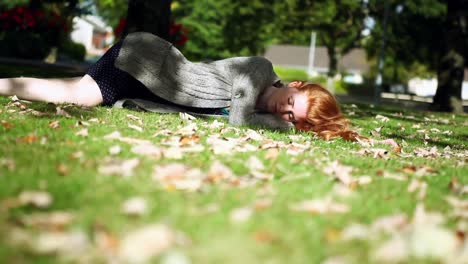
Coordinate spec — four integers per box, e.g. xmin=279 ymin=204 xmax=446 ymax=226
xmin=0 ymin=32 xmax=363 ymax=142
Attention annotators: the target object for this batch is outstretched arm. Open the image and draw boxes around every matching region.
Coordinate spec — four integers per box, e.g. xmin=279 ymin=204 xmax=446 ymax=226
xmin=0 ymin=74 xmax=103 ymax=106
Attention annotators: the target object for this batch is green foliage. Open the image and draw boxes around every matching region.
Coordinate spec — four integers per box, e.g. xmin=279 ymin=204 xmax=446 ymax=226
xmin=0 ymin=31 xmax=50 ymax=59
xmin=59 ymin=40 xmax=87 ymax=62
xmin=365 ymin=0 xmax=447 ymax=81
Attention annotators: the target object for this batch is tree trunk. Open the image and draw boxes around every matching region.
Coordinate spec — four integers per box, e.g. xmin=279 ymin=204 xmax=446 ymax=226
xmin=327 ymin=47 xmax=338 ymax=78
xmin=122 ymin=0 xmax=172 ymax=41
xmin=431 ymin=0 xmax=466 ymax=113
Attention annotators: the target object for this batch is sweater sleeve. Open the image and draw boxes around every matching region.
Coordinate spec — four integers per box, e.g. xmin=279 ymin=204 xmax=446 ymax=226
xmin=227 ymin=57 xmax=293 ymax=130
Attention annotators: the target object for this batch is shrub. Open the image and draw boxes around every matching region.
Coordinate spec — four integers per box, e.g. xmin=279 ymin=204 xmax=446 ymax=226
xmin=59 ymin=41 xmax=86 ymax=62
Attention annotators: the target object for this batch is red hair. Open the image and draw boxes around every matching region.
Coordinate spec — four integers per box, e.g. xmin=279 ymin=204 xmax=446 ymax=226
xmin=292 ymin=81 xmax=360 ymax=141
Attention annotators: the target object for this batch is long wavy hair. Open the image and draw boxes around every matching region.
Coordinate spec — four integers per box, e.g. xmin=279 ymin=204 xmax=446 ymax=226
xmin=291 ymin=81 xmax=359 ymax=141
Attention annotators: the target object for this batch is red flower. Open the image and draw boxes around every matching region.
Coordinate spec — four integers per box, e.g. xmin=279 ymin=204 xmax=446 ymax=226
xmin=114 ymin=18 xmax=126 ymax=37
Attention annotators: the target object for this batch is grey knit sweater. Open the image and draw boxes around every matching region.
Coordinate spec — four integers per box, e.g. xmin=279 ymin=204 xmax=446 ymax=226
xmin=114 ymin=32 xmax=292 ymax=129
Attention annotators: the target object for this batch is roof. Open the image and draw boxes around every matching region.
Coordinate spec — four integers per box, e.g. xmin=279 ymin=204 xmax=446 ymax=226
xmin=263 ymin=44 xmax=370 ymax=74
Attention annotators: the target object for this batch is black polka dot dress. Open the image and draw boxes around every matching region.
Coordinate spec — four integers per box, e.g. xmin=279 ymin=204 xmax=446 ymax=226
xmin=86 ymin=41 xmax=164 ymax=106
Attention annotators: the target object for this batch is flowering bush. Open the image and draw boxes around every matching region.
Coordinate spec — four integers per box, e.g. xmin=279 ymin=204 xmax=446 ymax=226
xmin=0 ymin=6 xmax=71 ymax=59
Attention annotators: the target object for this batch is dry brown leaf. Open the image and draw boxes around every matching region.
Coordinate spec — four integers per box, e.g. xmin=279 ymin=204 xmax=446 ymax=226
xmin=48 ymin=120 xmax=60 ymax=129
xmin=243 ymin=129 xmax=264 ymax=141
xmin=323 ymin=161 xmax=354 ymax=186
xmin=19 ymin=133 xmax=38 ymax=144
xmin=108 ymin=145 xmax=121 ymax=155
xmin=128 ymin=123 xmax=143 ymax=132
xmin=180 ymin=135 xmax=200 ymax=146
xmin=56 ymin=163 xmax=69 ymax=176
xmin=357 ymin=148 xmax=389 ymax=159
xmin=1 ymin=120 xmax=13 ymax=129
xmin=121 ymin=197 xmax=148 ymax=216
xmin=264 ymin=148 xmax=280 ymax=160
xmin=126 ymin=114 xmax=143 ymax=125
xmin=253 ymin=230 xmax=277 ymax=244
xmin=375 ymin=114 xmax=390 ymax=122
xmin=0 ymin=157 xmax=15 ymax=171
xmin=20 ymin=212 xmax=74 ymax=230
xmin=372 ymin=235 xmax=409 ymax=263
xmin=206 ymin=161 xmax=234 ymax=183
xmin=289 ymin=198 xmax=350 ymax=214
xmin=247 ymin=156 xmax=265 ymax=171
xmin=176 ymin=123 xmax=198 ymax=136
xmin=179 ymin=112 xmax=196 ymax=121
xmin=208 ymin=120 xmax=225 ymax=130
xmin=32 ymin=230 xmax=89 ymax=257
xmin=414 ymin=146 xmax=440 ymax=158
xmin=98 ymin=158 xmax=140 ymax=178
xmin=55 ymin=107 xmax=71 ymax=118
xmin=131 ymin=143 xmax=162 ymax=158
xmin=341 ymin=223 xmax=369 ymax=241
xmin=103 ymin=131 xmax=152 ymax=145
xmin=153 ymin=164 xmax=204 ymax=191
xmin=18 ymin=191 xmax=53 ymax=208
xmin=119 ymin=224 xmax=177 ymax=263
xmin=253 ymin=198 xmax=273 ymax=211
xmin=229 ymin=207 xmax=253 ymax=223
xmin=75 ymin=128 xmax=88 ymax=137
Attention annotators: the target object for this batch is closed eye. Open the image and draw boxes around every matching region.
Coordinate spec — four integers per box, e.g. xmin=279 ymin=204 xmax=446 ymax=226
xmin=288 ymin=96 xmax=294 ymax=106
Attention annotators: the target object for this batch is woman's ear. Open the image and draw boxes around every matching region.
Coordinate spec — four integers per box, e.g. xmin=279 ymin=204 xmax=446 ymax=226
xmin=288 ymin=81 xmax=305 ymax=88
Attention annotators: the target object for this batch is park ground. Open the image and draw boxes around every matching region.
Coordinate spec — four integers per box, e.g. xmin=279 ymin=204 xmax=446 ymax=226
xmin=0 ymin=94 xmax=467 ymax=264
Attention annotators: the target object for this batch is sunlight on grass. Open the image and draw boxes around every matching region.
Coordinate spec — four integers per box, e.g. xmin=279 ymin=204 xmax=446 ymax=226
xmin=0 ymin=96 xmax=466 ymax=263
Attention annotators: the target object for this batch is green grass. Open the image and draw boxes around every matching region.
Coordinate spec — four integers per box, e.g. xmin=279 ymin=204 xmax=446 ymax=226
xmin=274 ymin=66 xmax=349 ymax=94
xmin=0 ymin=96 xmax=467 ymax=264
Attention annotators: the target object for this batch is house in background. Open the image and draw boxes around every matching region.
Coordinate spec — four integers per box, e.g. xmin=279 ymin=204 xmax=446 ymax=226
xmin=264 ymin=44 xmax=467 ymax=99
xmin=263 ymin=44 xmax=369 ymax=84
xmin=70 ymin=15 xmax=114 ymax=56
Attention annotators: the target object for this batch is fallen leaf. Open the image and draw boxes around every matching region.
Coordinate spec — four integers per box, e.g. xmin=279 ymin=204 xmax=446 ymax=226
xmin=109 ymin=145 xmax=122 ymax=155
xmin=121 ymin=197 xmax=148 ymax=216
xmin=128 ymin=124 xmax=143 ymax=132
xmin=357 ymin=148 xmax=389 ymax=159
xmin=153 ymin=164 xmax=204 ymax=191
xmin=0 ymin=157 xmax=15 ymax=171
xmin=56 ymin=107 xmax=71 ymax=118
xmin=126 ymin=114 xmax=143 ymax=125
xmin=179 ymin=112 xmax=196 ymax=121
xmin=323 ymin=161 xmax=354 ymax=186
xmin=289 ymin=198 xmax=350 ymax=214
xmin=20 ymin=212 xmax=74 ymax=230
xmin=131 ymin=143 xmax=162 ymax=158
xmin=56 ymin=163 xmax=69 ymax=176
xmin=1 ymin=120 xmax=13 ymax=129
xmin=32 ymin=230 xmax=89 ymax=257
xmin=19 ymin=133 xmax=38 ymax=144
xmin=98 ymin=158 xmax=140 ymax=178
xmin=372 ymin=235 xmax=409 ymax=263
xmin=206 ymin=161 xmax=234 ymax=183
xmin=48 ymin=120 xmax=60 ymax=129
xmin=119 ymin=224 xmax=177 ymax=263
xmin=341 ymin=223 xmax=369 ymax=241
xmin=230 ymin=207 xmax=253 ymax=223
xmin=247 ymin=156 xmax=265 ymax=171
xmin=375 ymin=115 xmax=390 ymax=122
xmin=75 ymin=128 xmax=88 ymax=137
xmin=18 ymin=191 xmax=53 ymax=208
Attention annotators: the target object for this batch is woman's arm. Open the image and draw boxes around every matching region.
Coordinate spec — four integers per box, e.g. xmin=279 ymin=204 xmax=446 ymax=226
xmin=228 ymin=57 xmax=292 ymax=130
xmin=0 ymin=74 xmax=103 ymax=106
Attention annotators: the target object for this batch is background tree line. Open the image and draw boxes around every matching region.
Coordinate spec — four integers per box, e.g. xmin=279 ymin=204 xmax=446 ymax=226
xmin=1 ymin=0 xmax=466 ymax=112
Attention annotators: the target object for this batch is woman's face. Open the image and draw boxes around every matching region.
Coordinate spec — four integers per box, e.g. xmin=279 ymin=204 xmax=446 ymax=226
xmin=266 ymin=85 xmax=309 ymax=123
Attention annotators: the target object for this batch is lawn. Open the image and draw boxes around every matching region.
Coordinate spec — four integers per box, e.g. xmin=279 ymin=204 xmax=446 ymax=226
xmin=0 ymin=95 xmax=467 ymax=263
